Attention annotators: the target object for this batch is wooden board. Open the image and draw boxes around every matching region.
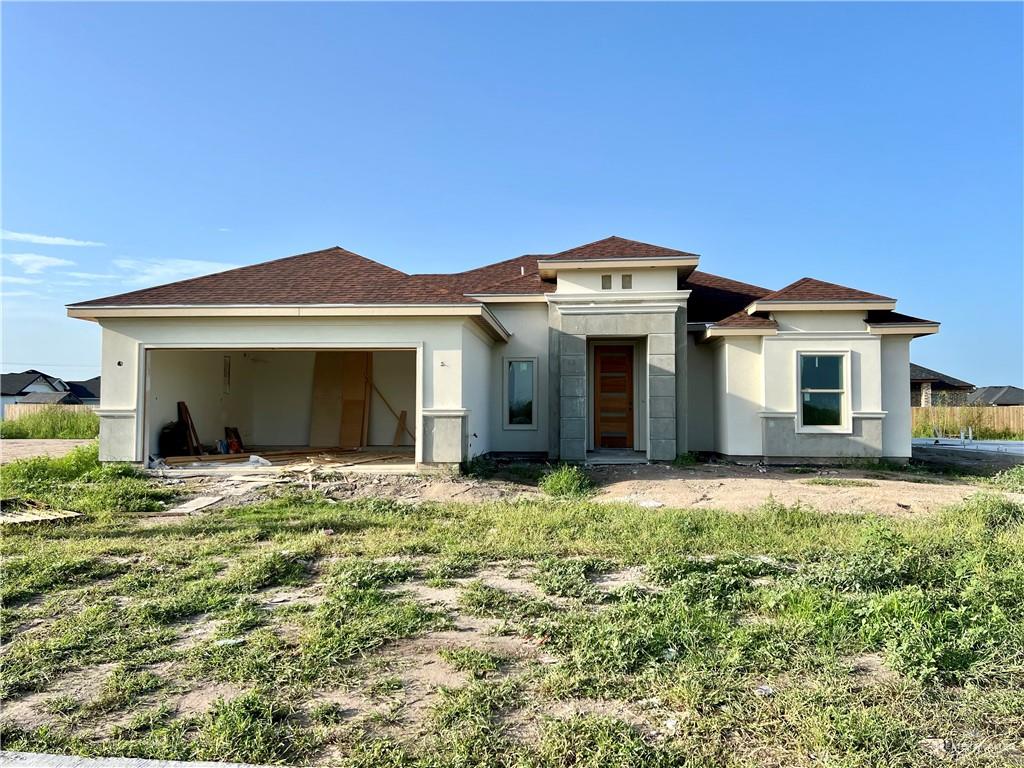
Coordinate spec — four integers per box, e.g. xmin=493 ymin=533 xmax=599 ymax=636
xmin=310 ymin=352 xmax=346 ymax=447
xmin=310 ymin=350 xmax=371 ymax=448
xmin=339 ymin=351 xmax=371 ymax=448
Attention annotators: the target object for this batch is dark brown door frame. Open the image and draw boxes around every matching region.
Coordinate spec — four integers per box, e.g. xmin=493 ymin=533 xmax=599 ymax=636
xmin=593 ymin=344 xmax=635 ymax=450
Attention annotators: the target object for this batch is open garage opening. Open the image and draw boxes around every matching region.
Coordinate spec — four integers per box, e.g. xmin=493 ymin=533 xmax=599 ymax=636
xmin=144 ymin=348 xmax=417 ymax=469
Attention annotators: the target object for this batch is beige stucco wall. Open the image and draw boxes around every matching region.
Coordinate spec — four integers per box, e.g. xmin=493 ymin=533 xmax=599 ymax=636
xmin=555 ymin=267 xmax=678 ymax=294
xmin=712 ymin=336 xmax=764 ymax=456
xmin=462 ymin=323 xmax=493 ymax=458
xmin=487 ymin=303 xmax=550 ymax=454
xmin=710 ymin=310 xmax=919 ymax=460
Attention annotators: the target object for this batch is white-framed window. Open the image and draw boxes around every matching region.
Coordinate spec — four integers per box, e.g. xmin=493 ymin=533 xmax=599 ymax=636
xmin=797 ymin=351 xmax=851 ymax=433
xmin=601 ymin=274 xmax=612 ymax=290
xmin=621 ymin=274 xmax=633 ymax=289
xmin=503 ymin=357 xmax=538 ymax=430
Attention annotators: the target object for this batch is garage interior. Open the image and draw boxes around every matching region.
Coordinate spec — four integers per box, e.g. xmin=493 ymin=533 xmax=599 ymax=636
xmin=144 ymin=348 xmax=416 ymax=467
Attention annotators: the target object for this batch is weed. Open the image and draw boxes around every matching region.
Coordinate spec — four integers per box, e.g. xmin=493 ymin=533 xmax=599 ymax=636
xmin=0 ymin=407 xmax=99 ymax=439
xmin=536 ymin=715 xmax=685 ymax=768
xmin=990 ymin=464 xmax=1024 ymax=494
xmin=439 ymin=648 xmax=506 ymax=678
xmin=539 ymin=465 xmax=593 ymax=498
xmin=458 ymin=581 xmax=550 ymax=620
xmin=195 ymin=690 xmax=322 ymax=764
xmin=802 ymin=477 xmax=877 ymax=488
xmin=533 ymin=556 xmax=606 ymax=601
xmin=672 ymin=452 xmax=698 ymax=467
xmin=309 ymin=701 xmax=349 ymax=724
xmin=90 ymin=666 xmax=163 ymax=712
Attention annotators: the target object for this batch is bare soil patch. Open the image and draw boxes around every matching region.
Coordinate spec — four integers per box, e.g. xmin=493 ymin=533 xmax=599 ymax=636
xmin=590 ymin=463 xmax=978 ymax=516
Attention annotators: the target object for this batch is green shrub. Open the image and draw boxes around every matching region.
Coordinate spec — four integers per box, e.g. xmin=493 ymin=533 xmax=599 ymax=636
xmin=0 ymin=407 xmax=99 ymax=439
xmin=539 ymin=465 xmax=593 ymax=498
xmin=672 ymin=452 xmax=698 ymax=467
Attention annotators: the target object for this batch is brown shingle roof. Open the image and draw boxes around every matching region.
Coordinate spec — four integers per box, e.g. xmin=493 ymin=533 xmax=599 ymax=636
xmin=711 ymin=310 xmax=778 ymax=330
xmin=757 ymin=277 xmax=893 ymax=303
xmin=538 ymin=235 xmax=699 ymax=262
xmin=70 ymin=247 xmax=478 ymax=307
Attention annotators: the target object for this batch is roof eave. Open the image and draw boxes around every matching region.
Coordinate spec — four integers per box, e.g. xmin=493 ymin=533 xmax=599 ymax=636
xmin=747 ymin=299 xmax=897 ymax=313
xmin=66 ymin=302 xmax=511 ymax=341
xmin=536 ymin=255 xmax=699 ymax=278
xmin=867 ymin=322 xmax=939 ymax=338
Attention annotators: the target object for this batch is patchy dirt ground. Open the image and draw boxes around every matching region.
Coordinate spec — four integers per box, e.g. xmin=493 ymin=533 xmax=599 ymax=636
xmin=0 ymin=438 xmax=94 ymax=464
xmin=588 ymin=462 xmax=980 ymax=517
xmin=161 ymin=459 xmax=981 ymax=518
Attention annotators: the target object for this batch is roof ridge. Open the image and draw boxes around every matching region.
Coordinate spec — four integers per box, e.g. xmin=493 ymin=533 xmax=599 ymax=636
xmin=758 ymin=276 xmax=894 ymax=303
xmin=69 ymin=246 xmax=410 ymax=308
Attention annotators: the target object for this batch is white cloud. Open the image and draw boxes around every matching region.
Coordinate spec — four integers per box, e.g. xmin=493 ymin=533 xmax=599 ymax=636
xmin=1 ymin=290 xmax=44 ymax=299
xmin=67 ymin=271 xmax=118 ymax=280
xmin=2 ymin=253 xmax=76 ymax=273
xmin=0 ymin=275 xmax=42 ymax=284
xmin=113 ymin=258 xmax=239 ymax=286
xmin=217 ymin=227 xmax=232 ymax=233
xmin=1 ymin=229 xmax=104 ymax=247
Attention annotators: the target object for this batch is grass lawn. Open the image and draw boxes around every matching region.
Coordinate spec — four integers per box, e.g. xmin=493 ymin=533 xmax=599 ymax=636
xmin=1 ymin=449 xmax=1023 ymax=767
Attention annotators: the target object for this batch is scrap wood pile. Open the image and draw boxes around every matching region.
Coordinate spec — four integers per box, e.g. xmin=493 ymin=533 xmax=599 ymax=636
xmin=159 ymin=447 xmax=406 ymax=468
xmin=0 ymin=497 xmax=81 ymax=524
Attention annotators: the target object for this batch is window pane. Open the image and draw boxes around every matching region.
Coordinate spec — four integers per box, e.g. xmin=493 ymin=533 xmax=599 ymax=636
xmin=508 ymin=360 xmax=534 ymax=425
xmin=801 ymin=355 xmax=842 ymax=390
xmin=802 ymin=392 xmax=842 ymax=425
xmin=621 ymin=274 xmax=632 ymax=289
xmin=601 ymin=274 xmax=612 ymax=290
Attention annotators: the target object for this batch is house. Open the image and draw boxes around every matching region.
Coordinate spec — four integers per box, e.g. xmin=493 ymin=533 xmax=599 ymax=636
xmin=18 ymin=391 xmax=84 ymax=405
xmin=67 ymin=376 xmax=102 ymax=406
xmin=0 ymin=369 xmax=68 ymax=418
xmin=910 ymin=363 xmax=974 ymax=406
xmin=67 ymin=236 xmax=939 ymax=465
xmin=967 ymin=385 xmax=1024 ymax=407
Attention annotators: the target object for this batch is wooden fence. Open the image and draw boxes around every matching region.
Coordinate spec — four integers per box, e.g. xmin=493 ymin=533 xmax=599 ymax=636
xmin=5 ymin=403 xmax=95 ymax=420
xmin=912 ymin=406 xmax=1024 ymax=439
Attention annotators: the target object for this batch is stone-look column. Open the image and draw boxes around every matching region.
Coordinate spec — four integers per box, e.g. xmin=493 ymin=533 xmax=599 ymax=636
xmin=559 ymin=333 xmax=588 ymax=460
xmin=674 ymin=305 xmax=688 ymax=458
xmin=920 ymin=381 xmax=932 ymax=408
xmin=647 ymin=328 xmax=677 ymax=461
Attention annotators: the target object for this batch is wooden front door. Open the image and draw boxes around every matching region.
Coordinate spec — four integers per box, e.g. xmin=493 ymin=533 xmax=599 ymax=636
xmin=594 ymin=345 xmax=634 ymax=449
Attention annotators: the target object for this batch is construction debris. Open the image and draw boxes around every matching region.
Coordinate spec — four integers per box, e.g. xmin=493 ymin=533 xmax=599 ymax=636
xmin=0 ymin=498 xmax=82 ymax=524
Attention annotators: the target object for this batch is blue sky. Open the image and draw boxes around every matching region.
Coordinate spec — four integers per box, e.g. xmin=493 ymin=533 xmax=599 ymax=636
xmin=3 ymin=2 xmax=1021 ymax=385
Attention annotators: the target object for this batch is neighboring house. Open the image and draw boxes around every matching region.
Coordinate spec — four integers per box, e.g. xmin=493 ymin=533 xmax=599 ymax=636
xmin=0 ymin=369 xmax=68 ymax=418
xmin=18 ymin=391 xmax=84 ymax=405
xmin=968 ymin=386 xmax=1024 ymax=407
xmin=910 ymin=363 xmax=974 ymax=407
xmin=67 ymin=376 xmax=102 ymax=406
xmin=67 ymin=236 xmax=939 ymax=465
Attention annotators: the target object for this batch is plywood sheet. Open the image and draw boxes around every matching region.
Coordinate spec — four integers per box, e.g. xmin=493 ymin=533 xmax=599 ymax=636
xmin=309 ymin=351 xmax=346 ymax=447
xmin=339 ymin=352 xmax=371 ymax=448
